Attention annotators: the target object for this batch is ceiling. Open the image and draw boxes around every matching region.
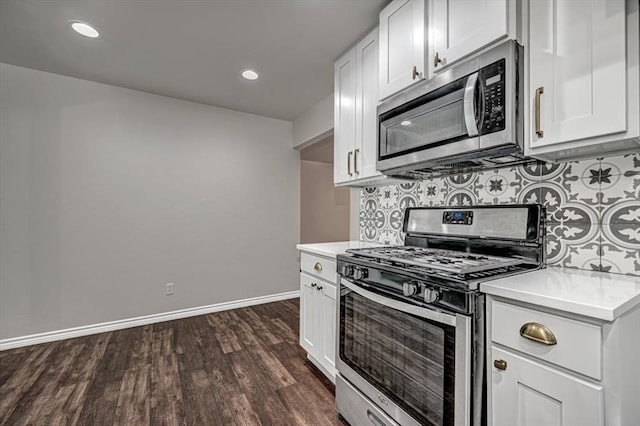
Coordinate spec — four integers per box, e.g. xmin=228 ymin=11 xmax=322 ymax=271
xmin=0 ymin=0 xmax=387 ymax=121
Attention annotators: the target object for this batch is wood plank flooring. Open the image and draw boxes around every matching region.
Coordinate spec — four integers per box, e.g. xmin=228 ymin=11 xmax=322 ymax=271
xmin=0 ymin=299 xmax=346 ymax=426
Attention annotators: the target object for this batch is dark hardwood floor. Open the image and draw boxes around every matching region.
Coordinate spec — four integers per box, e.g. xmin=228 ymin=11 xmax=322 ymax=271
xmin=0 ymin=299 xmax=345 ymax=426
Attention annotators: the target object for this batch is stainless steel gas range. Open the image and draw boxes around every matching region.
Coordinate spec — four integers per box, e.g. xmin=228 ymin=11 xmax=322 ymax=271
xmin=335 ymin=205 xmax=545 ymax=426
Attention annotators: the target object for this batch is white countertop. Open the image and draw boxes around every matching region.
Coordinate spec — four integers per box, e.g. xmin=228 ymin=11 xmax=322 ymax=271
xmin=481 ymin=267 xmax=640 ymax=322
xmin=296 ymin=241 xmax=383 ymax=258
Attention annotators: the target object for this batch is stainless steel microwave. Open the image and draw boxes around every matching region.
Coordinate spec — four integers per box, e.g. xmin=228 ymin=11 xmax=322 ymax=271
xmin=377 ymin=41 xmax=527 ymax=178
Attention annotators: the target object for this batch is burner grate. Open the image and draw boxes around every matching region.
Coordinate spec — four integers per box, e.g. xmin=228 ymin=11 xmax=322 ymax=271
xmin=345 ymin=245 xmax=524 ymax=276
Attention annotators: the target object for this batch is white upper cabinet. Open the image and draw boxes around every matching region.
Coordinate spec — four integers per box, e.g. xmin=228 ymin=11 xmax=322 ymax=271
xmin=430 ymin=0 xmax=510 ymax=73
xmin=334 ymin=49 xmax=357 ymax=185
xmin=335 ymin=28 xmax=399 ymax=187
xmin=529 ymin=0 xmax=626 ymax=147
xmin=355 ymin=30 xmax=381 ymax=180
xmin=379 ymin=0 xmax=427 ymax=100
xmin=526 ymin=0 xmax=640 ymax=161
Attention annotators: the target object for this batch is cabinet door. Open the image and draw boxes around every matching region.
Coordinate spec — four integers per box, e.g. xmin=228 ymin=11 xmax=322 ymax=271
xmin=529 ymin=0 xmax=626 ymax=148
xmin=431 ymin=0 xmax=508 ymax=73
xmin=299 ymin=272 xmax=318 ymax=355
xmin=334 ymin=49 xmax=357 ymax=185
xmin=491 ymin=346 xmax=603 ymax=426
xmin=319 ymin=281 xmax=337 ymax=377
xmin=379 ymin=0 xmax=426 ymax=100
xmin=355 ymin=28 xmax=382 ymax=181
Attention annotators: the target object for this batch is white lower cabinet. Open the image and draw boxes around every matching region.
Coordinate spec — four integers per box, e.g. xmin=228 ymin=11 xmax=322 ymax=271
xmin=319 ymin=281 xmax=337 ymax=373
xmin=299 ymin=251 xmax=337 ymax=381
xmin=487 ymin=295 xmax=640 ymax=426
xmin=491 ymin=346 xmax=603 ymax=426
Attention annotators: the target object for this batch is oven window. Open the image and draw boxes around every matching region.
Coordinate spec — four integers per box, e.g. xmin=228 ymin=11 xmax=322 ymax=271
xmin=340 ymin=287 xmax=456 ymax=426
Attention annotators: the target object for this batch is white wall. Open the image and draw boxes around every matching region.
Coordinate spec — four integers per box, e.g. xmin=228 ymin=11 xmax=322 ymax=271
xmin=291 ymin=94 xmax=333 ymax=148
xmin=0 ymin=64 xmax=300 ymax=340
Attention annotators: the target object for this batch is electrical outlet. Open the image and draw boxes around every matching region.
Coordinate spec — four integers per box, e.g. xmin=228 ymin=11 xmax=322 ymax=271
xmin=165 ymin=282 xmax=175 ymax=296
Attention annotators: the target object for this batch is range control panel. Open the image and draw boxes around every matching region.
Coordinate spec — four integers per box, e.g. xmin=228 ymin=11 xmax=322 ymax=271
xmin=443 ymin=210 xmax=473 ymax=225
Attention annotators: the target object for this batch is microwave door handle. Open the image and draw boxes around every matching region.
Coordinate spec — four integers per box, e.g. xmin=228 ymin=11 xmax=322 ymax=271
xmin=463 ymin=72 xmax=480 ymax=137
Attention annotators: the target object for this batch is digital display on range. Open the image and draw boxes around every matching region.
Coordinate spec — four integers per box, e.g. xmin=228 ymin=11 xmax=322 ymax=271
xmin=443 ymin=211 xmax=473 ymax=225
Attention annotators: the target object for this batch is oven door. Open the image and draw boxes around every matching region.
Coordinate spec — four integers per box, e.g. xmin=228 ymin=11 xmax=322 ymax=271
xmin=336 ymin=278 xmax=471 ymax=426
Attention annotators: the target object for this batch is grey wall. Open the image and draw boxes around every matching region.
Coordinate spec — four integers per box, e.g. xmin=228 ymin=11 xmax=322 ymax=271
xmin=0 ymin=63 xmax=300 ymax=340
xmin=359 ymin=159 xmax=640 ymax=275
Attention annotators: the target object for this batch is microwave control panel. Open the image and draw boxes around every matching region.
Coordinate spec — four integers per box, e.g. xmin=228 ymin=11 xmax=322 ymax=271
xmin=481 ymin=59 xmax=506 ymax=134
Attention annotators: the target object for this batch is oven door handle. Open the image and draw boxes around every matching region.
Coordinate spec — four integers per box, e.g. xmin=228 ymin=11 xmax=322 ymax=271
xmin=341 ymin=278 xmax=457 ymax=327
xmin=463 ymin=72 xmax=480 ymax=137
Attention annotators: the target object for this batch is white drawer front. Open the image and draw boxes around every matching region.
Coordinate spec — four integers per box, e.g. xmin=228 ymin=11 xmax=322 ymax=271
xmin=491 ymin=299 xmax=602 ymax=380
xmin=301 ymin=252 xmax=336 ymax=283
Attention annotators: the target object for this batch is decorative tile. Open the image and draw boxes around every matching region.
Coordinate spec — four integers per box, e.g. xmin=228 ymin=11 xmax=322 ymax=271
xmin=417 ymin=178 xmax=447 ymax=207
xmin=475 ymin=167 xmax=520 ymax=204
xmin=539 ymin=180 xmax=599 ymax=224
xmin=516 ymin=162 xmax=543 ymax=181
xmin=565 ymin=158 xmax=602 ymax=182
xmin=600 ymin=224 xmax=640 ymax=275
xmin=356 ymin=155 xmax=640 ymax=276
xmin=546 ymin=220 xmax=601 ymax=271
xmin=359 ymin=198 xmax=385 ymax=242
xmin=516 ymin=182 xmax=543 ymax=204
xmin=444 ymin=188 xmax=478 ymax=207
xmin=444 ymin=172 xmax=478 ymax=189
xmin=377 ymin=185 xmax=398 ymax=209
xmin=599 ymin=173 xmax=640 ymax=223
xmin=600 ymin=153 xmax=640 ymax=177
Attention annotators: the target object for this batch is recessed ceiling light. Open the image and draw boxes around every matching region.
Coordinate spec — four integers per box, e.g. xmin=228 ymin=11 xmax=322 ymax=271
xmin=241 ymin=69 xmax=259 ymax=80
xmin=70 ymin=21 xmax=100 ymax=38
xmin=400 ymin=120 xmax=412 ymax=126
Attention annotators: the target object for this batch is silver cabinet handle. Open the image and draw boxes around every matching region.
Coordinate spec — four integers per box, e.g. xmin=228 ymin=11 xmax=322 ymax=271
xmin=463 ymin=72 xmax=480 ymax=137
xmin=314 ymin=262 xmax=322 ymax=272
xmin=434 ymin=52 xmax=443 ymax=67
xmin=354 ymin=149 xmax=359 ymax=175
xmin=347 ymin=151 xmax=353 ymax=176
xmin=412 ymin=65 xmax=419 ymax=80
xmin=520 ymin=322 xmax=557 ymax=345
xmin=535 ymin=87 xmax=544 ymax=138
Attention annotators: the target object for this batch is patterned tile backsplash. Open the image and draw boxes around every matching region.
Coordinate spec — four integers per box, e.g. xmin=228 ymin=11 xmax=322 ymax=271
xmin=359 ymin=153 xmax=640 ymax=276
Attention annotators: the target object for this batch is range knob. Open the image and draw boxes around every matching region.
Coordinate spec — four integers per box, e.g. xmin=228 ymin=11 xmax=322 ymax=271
xmin=341 ymin=265 xmax=354 ymax=277
xmin=403 ymin=282 xmax=418 ymax=297
xmin=353 ymin=267 xmax=368 ymax=281
xmin=424 ymin=287 xmax=440 ymax=304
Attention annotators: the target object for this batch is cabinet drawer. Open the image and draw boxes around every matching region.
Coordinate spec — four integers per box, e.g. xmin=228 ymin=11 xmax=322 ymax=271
xmin=301 ymin=252 xmax=336 ymax=283
xmin=491 ymin=299 xmax=602 ymax=380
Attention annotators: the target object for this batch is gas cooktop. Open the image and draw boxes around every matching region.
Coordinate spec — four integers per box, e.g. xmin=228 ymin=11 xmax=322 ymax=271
xmin=345 ymin=246 xmax=523 ymax=275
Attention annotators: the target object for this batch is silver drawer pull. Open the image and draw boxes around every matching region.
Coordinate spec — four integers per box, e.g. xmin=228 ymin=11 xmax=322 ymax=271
xmin=520 ymin=322 xmax=557 ymax=345
xmin=366 ymin=409 xmax=387 ymax=426
xmin=314 ymin=262 xmax=322 ymax=272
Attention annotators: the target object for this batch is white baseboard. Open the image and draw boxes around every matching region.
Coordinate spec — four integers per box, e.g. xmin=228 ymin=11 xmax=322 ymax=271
xmin=0 ymin=290 xmax=299 ymax=351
